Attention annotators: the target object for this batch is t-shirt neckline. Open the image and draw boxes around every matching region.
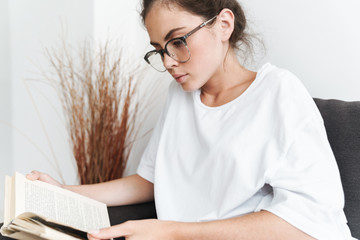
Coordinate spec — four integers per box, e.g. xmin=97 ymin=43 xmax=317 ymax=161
xmin=193 ymin=63 xmax=272 ymax=110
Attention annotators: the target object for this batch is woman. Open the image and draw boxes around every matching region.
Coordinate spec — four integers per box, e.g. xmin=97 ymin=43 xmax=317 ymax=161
xmin=28 ymin=0 xmax=355 ymax=239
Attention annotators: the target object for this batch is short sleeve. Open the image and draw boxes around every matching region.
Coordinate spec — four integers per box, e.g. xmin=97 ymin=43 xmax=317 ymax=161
xmin=136 ymin=82 xmax=175 ymax=183
xmin=136 ymin=104 xmax=167 ymax=183
xmin=263 ymin=117 xmax=352 ymax=239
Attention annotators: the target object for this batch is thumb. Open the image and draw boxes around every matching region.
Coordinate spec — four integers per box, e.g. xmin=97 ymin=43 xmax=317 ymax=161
xmin=26 ymin=170 xmax=41 ymax=181
xmin=87 ymin=224 xmax=130 ymax=240
xmin=26 ymin=170 xmax=63 ymax=188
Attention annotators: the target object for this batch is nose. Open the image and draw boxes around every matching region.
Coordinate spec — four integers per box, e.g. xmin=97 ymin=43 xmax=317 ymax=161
xmin=163 ymin=53 xmax=178 ymax=70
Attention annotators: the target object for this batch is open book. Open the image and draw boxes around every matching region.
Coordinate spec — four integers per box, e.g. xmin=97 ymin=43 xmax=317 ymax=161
xmin=1 ymin=172 xmax=111 ymax=240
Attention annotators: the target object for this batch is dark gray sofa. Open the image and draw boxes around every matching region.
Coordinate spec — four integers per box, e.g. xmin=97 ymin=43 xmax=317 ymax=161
xmin=1 ymin=98 xmax=359 ymax=239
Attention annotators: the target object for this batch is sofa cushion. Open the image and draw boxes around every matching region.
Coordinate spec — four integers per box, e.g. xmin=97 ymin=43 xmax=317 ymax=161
xmin=314 ymin=98 xmax=360 ymax=239
xmin=108 ymin=201 xmax=157 ymax=226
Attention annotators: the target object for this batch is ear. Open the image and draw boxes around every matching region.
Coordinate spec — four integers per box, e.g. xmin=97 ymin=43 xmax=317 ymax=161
xmin=217 ymin=8 xmax=235 ymax=42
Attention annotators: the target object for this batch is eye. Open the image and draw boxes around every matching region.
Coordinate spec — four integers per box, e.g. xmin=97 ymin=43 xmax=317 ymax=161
xmin=170 ymin=39 xmax=185 ymax=48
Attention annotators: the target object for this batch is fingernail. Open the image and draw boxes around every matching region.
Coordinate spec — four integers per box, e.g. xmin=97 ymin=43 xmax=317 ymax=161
xmin=88 ymin=229 xmax=100 ymax=234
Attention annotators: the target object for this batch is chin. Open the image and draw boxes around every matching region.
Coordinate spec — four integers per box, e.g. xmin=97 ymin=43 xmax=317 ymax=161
xmin=178 ymin=77 xmax=205 ymax=92
xmin=179 ymin=82 xmax=200 ymax=92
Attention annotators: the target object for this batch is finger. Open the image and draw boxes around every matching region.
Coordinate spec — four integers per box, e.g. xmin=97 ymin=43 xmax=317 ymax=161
xmin=88 ymin=223 xmax=131 ymax=239
xmin=26 ymin=170 xmax=41 ymax=181
xmin=26 ymin=171 xmax=62 ymax=188
xmin=39 ymin=173 xmax=60 ymax=186
xmin=87 ymin=235 xmax=101 ymax=240
xmin=86 ymin=232 xmax=100 ymax=240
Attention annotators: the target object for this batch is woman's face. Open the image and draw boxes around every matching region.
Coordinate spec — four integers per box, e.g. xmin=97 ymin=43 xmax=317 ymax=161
xmin=145 ymin=4 xmax=225 ymax=91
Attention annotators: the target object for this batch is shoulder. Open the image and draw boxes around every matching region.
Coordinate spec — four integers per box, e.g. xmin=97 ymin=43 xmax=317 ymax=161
xmin=256 ymin=63 xmax=304 ymax=93
xmin=255 ymin=63 xmax=323 ymax=122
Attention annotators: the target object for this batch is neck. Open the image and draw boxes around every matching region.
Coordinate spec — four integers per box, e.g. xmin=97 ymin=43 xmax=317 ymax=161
xmin=200 ymin=49 xmax=256 ymax=107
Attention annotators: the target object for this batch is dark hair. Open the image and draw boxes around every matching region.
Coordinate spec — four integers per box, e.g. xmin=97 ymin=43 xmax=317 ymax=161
xmin=140 ymin=0 xmax=254 ymax=54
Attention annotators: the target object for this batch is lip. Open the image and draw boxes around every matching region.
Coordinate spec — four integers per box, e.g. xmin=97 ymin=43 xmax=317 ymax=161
xmin=172 ymin=74 xmax=188 ymax=83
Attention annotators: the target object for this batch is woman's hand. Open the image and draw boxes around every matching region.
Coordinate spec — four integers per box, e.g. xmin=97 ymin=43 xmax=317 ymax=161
xmin=87 ymin=219 xmax=177 ymax=240
xmin=26 ymin=170 xmax=63 ymax=188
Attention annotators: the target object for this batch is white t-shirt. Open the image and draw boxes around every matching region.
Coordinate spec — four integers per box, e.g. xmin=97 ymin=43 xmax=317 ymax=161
xmin=137 ymin=63 xmax=355 ymax=239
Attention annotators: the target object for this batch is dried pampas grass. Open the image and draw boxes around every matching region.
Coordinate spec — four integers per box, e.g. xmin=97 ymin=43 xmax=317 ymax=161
xmin=44 ymin=40 xmax=147 ymax=184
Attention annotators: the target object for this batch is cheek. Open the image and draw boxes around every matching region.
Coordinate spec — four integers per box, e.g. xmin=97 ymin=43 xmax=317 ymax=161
xmin=187 ymin=36 xmax=222 ymax=73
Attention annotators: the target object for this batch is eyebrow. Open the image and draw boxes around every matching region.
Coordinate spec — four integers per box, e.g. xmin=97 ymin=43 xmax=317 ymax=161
xmin=150 ymin=26 xmax=186 ymax=46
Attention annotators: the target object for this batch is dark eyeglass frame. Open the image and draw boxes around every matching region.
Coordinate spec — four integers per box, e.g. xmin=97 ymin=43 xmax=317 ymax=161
xmin=144 ymin=14 xmax=218 ymax=70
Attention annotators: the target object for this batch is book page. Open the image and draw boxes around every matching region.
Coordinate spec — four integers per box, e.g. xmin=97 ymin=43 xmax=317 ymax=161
xmin=14 ymin=172 xmax=110 ymax=232
xmin=7 ymin=229 xmax=44 ymax=240
xmin=2 ymin=176 xmax=13 ymax=226
xmin=12 ymin=217 xmax=84 ymax=240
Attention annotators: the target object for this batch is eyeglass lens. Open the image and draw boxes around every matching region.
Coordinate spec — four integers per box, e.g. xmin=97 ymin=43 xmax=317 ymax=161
xmin=147 ymin=39 xmax=190 ymax=72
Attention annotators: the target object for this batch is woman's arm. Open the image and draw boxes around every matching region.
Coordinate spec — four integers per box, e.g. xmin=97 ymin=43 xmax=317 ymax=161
xmin=27 ymin=171 xmax=154 ymax=206
xmin=87 ymin=210 xmax=315 ymax=240
xmin=65 ymin=174 xmax=154 ymax=206
xmin=174 ymin=210 xmax=315 ymax=240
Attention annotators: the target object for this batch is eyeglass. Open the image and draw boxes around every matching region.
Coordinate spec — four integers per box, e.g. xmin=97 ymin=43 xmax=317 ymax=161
xmin=144 ymin=15 xmax=218 ymax=72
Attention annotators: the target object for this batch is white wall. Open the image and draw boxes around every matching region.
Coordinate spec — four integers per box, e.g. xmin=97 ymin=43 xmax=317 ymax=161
xmin=0 ymin=0 xmax=12 ymax=222
xmin=0 ymin=0 xmax=95 ymax=221
xmin=93 ymin=0 xmax=148 ymax=56
xmin=0 ymin=0 xmax=359 ymax=222
xmin=9 ymin=0 xmax=94 ymax=182
xmin=240 ymin=0 xmax=360 ymax=101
